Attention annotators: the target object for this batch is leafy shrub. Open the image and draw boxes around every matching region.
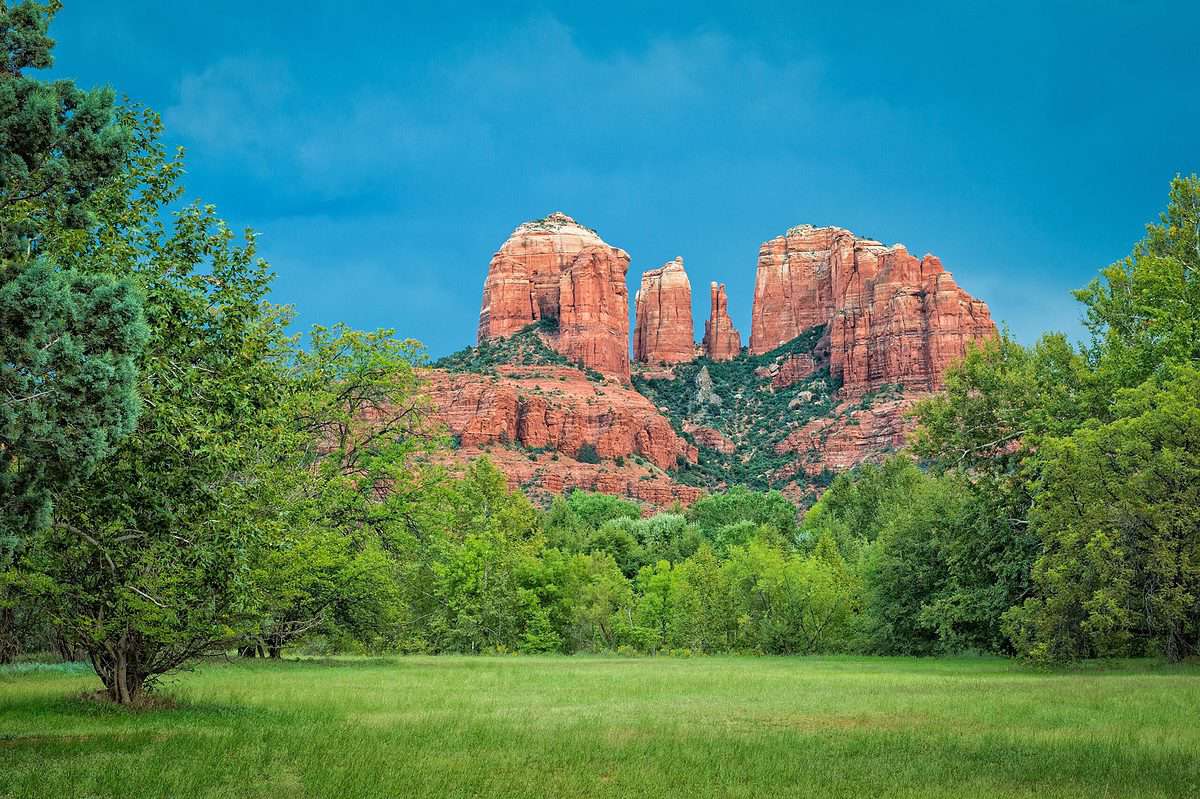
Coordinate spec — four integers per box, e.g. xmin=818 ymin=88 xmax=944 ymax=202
xmin=433 ymin=325 xmax=569 ymax=373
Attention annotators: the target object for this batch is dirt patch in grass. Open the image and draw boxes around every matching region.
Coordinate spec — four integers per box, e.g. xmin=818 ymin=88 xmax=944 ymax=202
xmin=75 ymin=689 xmax=180 ymax=711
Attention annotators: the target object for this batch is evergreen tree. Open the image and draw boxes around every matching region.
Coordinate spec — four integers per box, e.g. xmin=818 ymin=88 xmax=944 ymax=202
xmin=0 ymin=0 xmax=142 ymax=549
xmin=0 ymin=0 xmax=143 ymax=662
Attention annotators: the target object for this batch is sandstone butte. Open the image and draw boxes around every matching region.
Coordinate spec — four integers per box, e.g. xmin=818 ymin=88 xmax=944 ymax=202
xmin=702 ymin=281 xmax=742 ymax=361
xmin=477 ymin=212 xmax=632 ymax=382
xmin=748 ymin=224 xmax=996 ymax=395
xmin=428 ymin=214 xmax=996 ymax=509
xmin=633 ymin=257 xmax=696 ymax=365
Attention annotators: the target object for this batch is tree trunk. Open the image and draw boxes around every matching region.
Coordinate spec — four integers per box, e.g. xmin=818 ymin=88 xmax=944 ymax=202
xmin=0 ymin=607 xmax=16 ymax=665
xmin=53 ymin=632 xmax=85 ymax=663
xmin=91 ymin=631 xmax=147 ymax=705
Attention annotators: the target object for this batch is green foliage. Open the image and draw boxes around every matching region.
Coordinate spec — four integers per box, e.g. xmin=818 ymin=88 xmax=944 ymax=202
xmin=899 ymin=176 xmax=1200 ymax=662
xmin=0 ymin=262 xmax=146 ymax=549
xmin=0 ymin=0 xmax=130 ymax=257
xmin=575 ymin=442 xmax=601 ymax=463
xmin=423 ymin=459 xmax=549 ymax=654
xmin=26 ymin=162 xmax=293 ymax=701
xmin=632 ymin=325 xmax=844 ymax=490
xmin=686 ymin=485 xmax=798 ymax=549
xmin=1005 ymin=366 xmax=1200 ymax=662
xmin=245 ymin=324 xmax=442 ymax=657
xmin=0 ymin=1 xmax=143 ymax=560
xmin=805 ymin=455 xmax=1040 ymax=655
xmin=1075 ymin=174 xmax=1200 ymax=392
xmin=804 ymin=456 xmax=924 ymax=556
xmin=433 ymin=324 xmax=569 ymax=373
xmin=911 ymin=332 xmax=1097 ymax=475
xmin=722 ymin=537 xmax=859 ymax=654
xmin=559 ymin=490 xmax=642 ymax=530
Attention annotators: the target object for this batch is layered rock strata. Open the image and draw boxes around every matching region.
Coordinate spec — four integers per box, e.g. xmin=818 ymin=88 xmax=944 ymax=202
xmin=748 ymin=225 xmax=995 ymax=394
xmin=477 ymin=212 xmax=631 ymax=381
xmin=426 ymin=366 xmax=697 ymax=472
xmin=702 ymin=282 xmax=741 ymax=361
xmin=633 ymin=257 xmax=695 ymax=365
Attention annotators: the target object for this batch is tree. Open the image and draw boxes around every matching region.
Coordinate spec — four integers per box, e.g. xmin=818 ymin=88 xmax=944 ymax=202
xmin=562 ymin=490 xmax=642 ymax=530
xmin=12 ymin=102 xmax=302 ymax=700
xmin=563 ymin=551 xmax=635 ymax=651
xmin=588 ymin=518 xmax=644 ymax=578
xmin=911 ymin=333 xmax=1096 ymax=475
xmin=0 ymin=0 xmax=142 ymax=555
xmin=243 ymin=324 xmax=443 ymax=657
xmin=633 ymin=560 xmax=675 ymax=653
xmin=686 ymin=486 xmax=798 ymax=549
xmin=427 ymin=459 xmax=543 ymax=653
xmin=1005 ymin=366 xmax=1200 ymax=662
xmin=0 ymin=264 xmax=144 ymax=545
xmin=902 ymin=334 xmax=1094 ymax=655
xmin=803 ymin=456 xmax=925 ymax=557
xmin=722 ymin=538 xmax=857 ymax=654
xmin=667 ymin=544 xmax=733 ymax=652
xmin=629 ymin=512 xmax=701 ymax=565
xmin=1075 ymin=174 xmax=1200 ymax=392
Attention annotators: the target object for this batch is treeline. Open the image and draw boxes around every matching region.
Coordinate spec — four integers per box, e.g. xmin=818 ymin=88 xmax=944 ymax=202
xmin=863 ymin=175 xmax=1200 ymax=663
xmin=1 ymin=4 xmax=1197 ymax=706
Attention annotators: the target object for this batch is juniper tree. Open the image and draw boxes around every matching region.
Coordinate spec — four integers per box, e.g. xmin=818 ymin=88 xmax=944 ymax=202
xmin=0 ymin=0 xmax=143 ymax=661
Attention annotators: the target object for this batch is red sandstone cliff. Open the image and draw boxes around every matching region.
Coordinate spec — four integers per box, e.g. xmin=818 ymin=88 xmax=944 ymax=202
xmin=438 ymin=217 xmax=998 ymax=508
xmin=633 ymin=257 xmax=696 ymax=365
xmin=702 ymin=282 xmax=742 ymax=361
xmin=477 ymin=212 xmax=631 ymax=381
xmin=749 ymin=225 xmax=995 ymax=394
xmin=427 ymin=365 xmax=696 ymax=472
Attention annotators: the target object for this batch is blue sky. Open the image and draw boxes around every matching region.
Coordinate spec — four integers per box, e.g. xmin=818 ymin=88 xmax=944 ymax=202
xmin=49 ymin=2 xmax=1199 ymax=357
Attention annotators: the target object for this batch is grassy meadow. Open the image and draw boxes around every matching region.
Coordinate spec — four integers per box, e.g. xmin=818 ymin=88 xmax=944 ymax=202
xmin=2 ymin=656 xmax=1199 ymax=798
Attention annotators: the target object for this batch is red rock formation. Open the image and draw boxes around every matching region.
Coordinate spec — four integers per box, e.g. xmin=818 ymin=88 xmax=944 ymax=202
xmin=477 ymin=212 xmax=631 ymax=381
xmin=776 ymin=396 xmax=915 ymax=477
xmin=748 ymin=225 xmax=995 ymax=394
xmin=556 ymin=245 xmax=632 ymax=381
xmin=683 ymin=421 xmax=735 ymax=454
xmin=447 ymin=216 xmax=999 ymax=508
xmin=633 ymin=257 xmax=696 ymax=365
xmin=703 ymin=282 xmax=742 ymax=361
xmin=748 ymin=225 xmax=851 ymax=354
xmin=830 ymin=251 xmax=995 ymax=395
xmin=754 ymin=353 xmax=820 ymax=389
xmin=426 ymin=365 xmax=696 ymax=472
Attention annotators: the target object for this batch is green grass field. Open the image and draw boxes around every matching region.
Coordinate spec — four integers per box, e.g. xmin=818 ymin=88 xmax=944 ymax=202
xmin=2 ymin=656 xmax=1198 ymax=798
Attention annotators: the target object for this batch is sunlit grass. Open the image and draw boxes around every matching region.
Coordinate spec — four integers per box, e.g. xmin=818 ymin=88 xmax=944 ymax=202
xmin=2 ymin=655 xmax=1198 ymax=798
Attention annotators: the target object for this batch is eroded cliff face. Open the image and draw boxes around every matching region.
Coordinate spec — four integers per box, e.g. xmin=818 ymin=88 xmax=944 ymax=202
xmin=703 ymin=282 xmax=742 ymax=361
xmin=633 ymin=257 xmax=696 ymax=365
xmin=749 ymin=225 xmax=995 ymax=395
xmin=427 ymin=366 xmax=696 ymax=472
xmin=433 ymin=216 xmax=997 ymax=509
xmin=477 ymin=212 xmax=631 ymax=381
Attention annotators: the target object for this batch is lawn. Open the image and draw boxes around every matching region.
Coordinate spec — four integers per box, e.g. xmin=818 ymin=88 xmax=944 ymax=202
xmin=2 ymin=655 xmax=1198 ymax=798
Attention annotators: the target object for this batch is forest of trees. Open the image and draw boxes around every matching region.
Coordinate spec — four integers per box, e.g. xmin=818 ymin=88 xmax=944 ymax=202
xmin=1 ymin=2 xmax=1197 ymax=703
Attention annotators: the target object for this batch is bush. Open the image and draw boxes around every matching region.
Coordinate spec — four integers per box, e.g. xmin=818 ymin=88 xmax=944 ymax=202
xmin=576 ymin=443 xmax=601 ymax=464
